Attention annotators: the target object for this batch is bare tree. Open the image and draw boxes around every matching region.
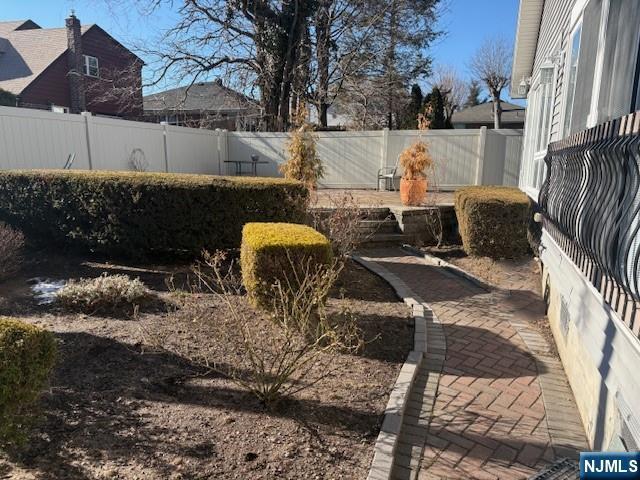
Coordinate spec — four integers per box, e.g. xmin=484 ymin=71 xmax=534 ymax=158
xmin=464 ymin=79 xmax=483 ymax=108
xmin=469 ymin=37 xmax=512 ymax=128
xmin=430 ymin=64 xmax=468 ymax=124
xmin=310 ymin=0 xmax=390 ymax=128
xmin=97 ymin=0 xmax=442 ymax=132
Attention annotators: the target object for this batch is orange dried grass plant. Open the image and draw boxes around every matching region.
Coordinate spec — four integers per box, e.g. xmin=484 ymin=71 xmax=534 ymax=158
xmin=399 ymin=112 xmax=433 ymax=180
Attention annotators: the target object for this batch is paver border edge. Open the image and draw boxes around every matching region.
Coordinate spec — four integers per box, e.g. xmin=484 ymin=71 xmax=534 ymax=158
xmin=351 ymin=254 xmax=428 ymax=480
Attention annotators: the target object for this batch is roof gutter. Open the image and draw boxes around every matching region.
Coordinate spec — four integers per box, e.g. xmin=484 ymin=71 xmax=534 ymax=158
xmin=510 ymin=0 xmax=544 ymax=99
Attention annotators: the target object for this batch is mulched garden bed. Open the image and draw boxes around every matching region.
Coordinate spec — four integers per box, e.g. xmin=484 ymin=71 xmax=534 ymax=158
xmin=0 ymin=252 xmax=411 ymax=480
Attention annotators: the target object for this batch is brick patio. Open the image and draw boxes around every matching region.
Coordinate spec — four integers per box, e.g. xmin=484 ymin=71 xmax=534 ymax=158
xmin=359 ymin=249 xmax=588 ymax=480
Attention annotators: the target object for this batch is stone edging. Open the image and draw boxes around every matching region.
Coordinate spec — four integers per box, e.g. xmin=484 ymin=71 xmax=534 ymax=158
xmin=351 ymin=254 xmax=429 ymax=480
xmin=400 ymin=244 xmax=492 ymax=292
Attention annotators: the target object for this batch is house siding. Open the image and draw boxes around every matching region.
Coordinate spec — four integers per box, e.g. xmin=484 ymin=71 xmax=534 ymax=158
xmin=82 ymin=27 xmax=142 ymax=116
xmin=532 ymin=0 xmax=574 ymax=142
xmin=19 ymin=55 xmax=71 ymax=109
xmin=19 ymin=26 xmax=142 ymax=116
xmin=521 ymin=0 xmax=640 ymax=452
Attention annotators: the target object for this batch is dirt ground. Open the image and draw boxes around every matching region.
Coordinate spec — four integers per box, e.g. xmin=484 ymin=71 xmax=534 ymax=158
xmin=0 ymin=252 xmax=411 ymax=480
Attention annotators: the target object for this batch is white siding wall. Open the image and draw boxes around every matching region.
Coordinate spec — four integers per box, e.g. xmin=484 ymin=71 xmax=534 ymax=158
xmin=0 ymin=106 xmax=522 ymax=189
xmin=534 ymin=0 xmax=574 ymax=142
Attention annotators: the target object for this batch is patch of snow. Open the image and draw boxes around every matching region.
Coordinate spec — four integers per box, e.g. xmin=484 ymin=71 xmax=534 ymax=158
xmin=28 ymin=278 xmax=66 ymax=305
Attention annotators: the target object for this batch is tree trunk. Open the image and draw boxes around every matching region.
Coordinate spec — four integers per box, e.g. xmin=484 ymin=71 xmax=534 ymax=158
xmin=315 ymin=0 xmax=331 ymax=128
xmin=384 ymin=0 xmax=398 ymax=130
xmin=491 ymin=90 xmax=502 ymax=129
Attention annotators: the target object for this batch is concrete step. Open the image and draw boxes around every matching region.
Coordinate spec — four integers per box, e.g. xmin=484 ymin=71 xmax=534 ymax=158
xmin=359 ymin=232 xmax=412 ymax=248
xmin=359 ymin=207 xmax=392 ymax=221
xmin=356 ymin=218 xmax=399 ymax=234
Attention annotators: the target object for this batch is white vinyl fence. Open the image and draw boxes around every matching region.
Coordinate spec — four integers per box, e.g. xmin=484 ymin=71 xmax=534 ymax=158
xmin=0 ymin=106 xmax=522 ymax=189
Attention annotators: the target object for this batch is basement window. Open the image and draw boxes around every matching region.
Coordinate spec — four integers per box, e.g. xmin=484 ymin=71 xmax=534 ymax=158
xmin=83 ymin=55 xmax=99 ymax=78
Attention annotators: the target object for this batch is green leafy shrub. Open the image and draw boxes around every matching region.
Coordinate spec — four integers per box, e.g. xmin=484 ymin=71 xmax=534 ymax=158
xmin=56 ymin=274 xmax=150 ymax=314
xmin=0 ymin=170 xmax=308 ymax=257
xmin=455 ymin=186 xmax=531 ymax=258
xmin=0 ymin=221 xmax=24 ymax=283
xmin=0 ymin=317 xmax=56 ymax=445
xmin=240 ymin=223 xmax=332 ymax=310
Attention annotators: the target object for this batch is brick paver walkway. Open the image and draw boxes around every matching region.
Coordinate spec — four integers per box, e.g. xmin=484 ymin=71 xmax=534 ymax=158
xmin=360 ymin=249 xmax=587 ymax=480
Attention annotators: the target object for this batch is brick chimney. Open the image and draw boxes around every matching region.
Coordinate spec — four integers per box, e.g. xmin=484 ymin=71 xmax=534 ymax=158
xmin=65 ymin=11 xmax=86 ymax=113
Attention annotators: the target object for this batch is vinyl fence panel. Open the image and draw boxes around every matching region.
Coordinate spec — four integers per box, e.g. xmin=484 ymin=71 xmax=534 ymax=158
xmin=226 ymin=132 xmax=288 ymax=177
xmin=0 ymin=106 xmax=90 ymax=170
xmin=88 ymin=116 xmax=166 ymax=172
xmin=166 ymin=125 xmax=219 ymax=174
xmin=0 ymin=106 xmax=522 ymax=189
xmin=386 ymin=130 xmax=483 ymax=189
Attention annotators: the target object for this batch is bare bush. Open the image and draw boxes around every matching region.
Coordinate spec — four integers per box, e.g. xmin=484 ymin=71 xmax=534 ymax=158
xmin=146 ymin=251 xmax=361 ymax=406
xmin=308 ymin=192 xmax=367 ymax=257
xmin=56 ymin=273 xmax=150 ymax=314
xmin=0 ymin=222 xmax=24 ymax=282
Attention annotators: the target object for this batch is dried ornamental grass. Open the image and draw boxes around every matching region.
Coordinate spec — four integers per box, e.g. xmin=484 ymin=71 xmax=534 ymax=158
xmin=56 ymin=273 xmax=150 ymax=314
xmin=280 ymin=105 xmax=325 ymax=189
xmin=399 ymin=141 xmax=433 ymax=180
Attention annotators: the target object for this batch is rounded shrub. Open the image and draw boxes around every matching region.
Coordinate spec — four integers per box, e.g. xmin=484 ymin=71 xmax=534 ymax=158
xmin=455 ymin=186 xmax=531 ymax=259
xmin=0 ymin=317 xmax=57 ymax=445
xmin=240 ymin=223 xmax=332 ymax=310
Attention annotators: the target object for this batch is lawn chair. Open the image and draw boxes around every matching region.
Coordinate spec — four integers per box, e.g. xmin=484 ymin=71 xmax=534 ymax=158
xmin=377 ymin=154 xmax=400 ymax=191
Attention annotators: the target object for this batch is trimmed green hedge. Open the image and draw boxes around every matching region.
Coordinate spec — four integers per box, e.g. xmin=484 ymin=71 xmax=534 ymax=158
xmin=0 ymin=170 xmax=308 ymax=257
xmin=241 ymin=222 xmax=332 ymax=310
xmin=0 ymin=317 xmax=56 ymax=445
xmin=455 ymin=186 xmax=531 ymax=259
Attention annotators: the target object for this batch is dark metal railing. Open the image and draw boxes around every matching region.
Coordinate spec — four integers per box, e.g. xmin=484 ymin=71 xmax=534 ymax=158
xmin=539 ymin=111 xmax=640 ymax=337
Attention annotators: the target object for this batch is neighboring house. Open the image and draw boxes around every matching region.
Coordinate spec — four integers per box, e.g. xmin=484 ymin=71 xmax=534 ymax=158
xmin=0 ymin=14 xmax=142 ymax=116
xmin=450 ymin=101 xmax=526 ymax=129
xmin=142 ymin=81 xmax=260 ymax=131
xmin=513 ymin=0 xmax=640 ymax=452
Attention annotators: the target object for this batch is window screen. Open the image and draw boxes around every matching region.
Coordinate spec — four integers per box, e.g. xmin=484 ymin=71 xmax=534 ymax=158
xmin=569 ymin=0 xmax=602 ymax=134
xmin=563 ymin=26 xmax=581 ymax=137
xmin=536 ymin=68 xmax=554 ymax=152
xmin=598 ymin=0 xmax=640 ymax=122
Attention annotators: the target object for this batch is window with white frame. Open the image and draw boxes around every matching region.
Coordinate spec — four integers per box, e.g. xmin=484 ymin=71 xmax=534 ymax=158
xmin=521 ymin=66 xmax=555 ymax=192
xmin=596 ymin=0 xmax=640 ymax=123
xmin=535 ymin=68 xmax=554 ymax=153
xmin=562 ymin=25 xmax=582 ymax=137
xmin=562 ymin=0 xmax=640 ymax=136
xmin=83 ymin=55 xmax=99 ymax=77
xmin=51 ymin=105 xmax=69 ymax=114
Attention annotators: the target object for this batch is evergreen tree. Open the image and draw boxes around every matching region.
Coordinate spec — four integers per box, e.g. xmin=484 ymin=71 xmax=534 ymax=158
xmin=464 ymin=80 xmax=482 ymax=108
xmin=423 ymin=87 xmax=447 ymax=129
xmin=399 ymin=84 xmax=424 ymax=129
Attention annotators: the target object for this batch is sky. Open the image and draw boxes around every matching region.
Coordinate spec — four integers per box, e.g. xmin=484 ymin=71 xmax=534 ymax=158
xmin=2 ymin=0 xmax=523 ymax=103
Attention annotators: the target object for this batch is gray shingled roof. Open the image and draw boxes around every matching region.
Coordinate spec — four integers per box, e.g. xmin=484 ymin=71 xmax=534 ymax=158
xmin=143 ymin=82 xmax=258 ymax=113
xmin=451 ymin=101 xmax=526 ymax=125
xmin=0 ymin=20 xmax=92 ymax=94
